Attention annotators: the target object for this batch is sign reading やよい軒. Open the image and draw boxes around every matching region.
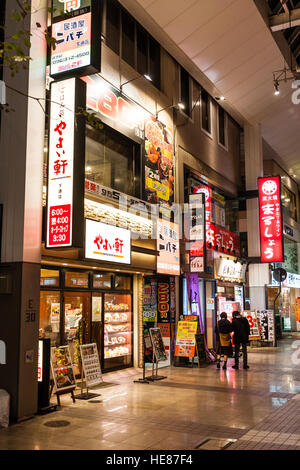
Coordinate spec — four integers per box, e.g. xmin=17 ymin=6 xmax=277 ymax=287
xmin=258 ymin=176 xmax=283 ymax=263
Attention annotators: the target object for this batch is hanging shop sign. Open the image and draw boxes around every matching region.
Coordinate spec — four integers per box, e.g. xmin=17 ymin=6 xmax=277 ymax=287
xmin=193 ymin=185 xmax=212 ymax=239
xmin=157 ymin=279 xmax=171 ymax=323
xmin=46 ymin=77 xmax=86 ymax=248
xmin=174 ymin=321 xmax=198 ymax=357
xmin=216 ymin=258 xmax=246 ymax=282
xmin=258 ymin=176 xmax=284 ymax=263
xmin=256 ymin=310 xmax=275 ymax=343
xmin=144 ymin=117 xmax=174 ymax=206
xmin=209 ymin=225 xmax=240 ymax=256
xmin=82 ymin=74 xmax=145 ymax=142
xmin=50 ymin=346 xmax=76 ymax=392
xmin=157 ymin=220 xmax=180 ymax=275
xmin=50 ymin=0 xmax=101 ymax=79
xmin=80 ymin=343 xmax=103 ymax=387
xmin=188 ymin=194 xmax=205 ymax=272
xmin=242 ymin=311 xmax=260 ymax=340
xmin=149 ymin=328 xmax=167 ymax=362
xmin=85 ymin=219 xmax=131 ymax=264
xmin=143 ymin=277 xmax=157 ymax=323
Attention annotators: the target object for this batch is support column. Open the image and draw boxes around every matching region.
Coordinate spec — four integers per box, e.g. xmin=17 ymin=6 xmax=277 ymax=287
xmin=244 ymin=123 xmax=269 ymax=310
xmin=0 ymin=1 xmax=47 ymax=421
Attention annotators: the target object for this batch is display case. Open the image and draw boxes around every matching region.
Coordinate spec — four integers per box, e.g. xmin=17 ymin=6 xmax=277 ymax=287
xmin=104 ymin=293 xmax=133 ymax=370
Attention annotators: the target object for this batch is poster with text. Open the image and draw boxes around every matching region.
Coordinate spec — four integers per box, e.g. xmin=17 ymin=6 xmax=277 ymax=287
xmin=242 ymin=311 xmax=260 ymax=340
xmin=80 ymin=343 xmax=103 ymax=387
xmin=51 ymin=346 xmax=76 ymax=392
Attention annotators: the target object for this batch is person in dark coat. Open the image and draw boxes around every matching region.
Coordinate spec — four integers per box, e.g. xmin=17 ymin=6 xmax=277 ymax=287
xmin=215 ymin=312 xmax=233 ymax=370
xmin=231 ymin=310 xmax=250 ymax=370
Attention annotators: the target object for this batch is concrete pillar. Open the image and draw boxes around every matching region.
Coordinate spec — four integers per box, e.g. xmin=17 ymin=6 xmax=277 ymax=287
xmin=244 ymin=123 xmax=267 ymax=309
xmin=0 ymin=1 xmax=47 ymax=421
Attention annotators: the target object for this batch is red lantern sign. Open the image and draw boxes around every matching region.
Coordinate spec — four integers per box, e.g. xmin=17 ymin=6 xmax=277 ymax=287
xmin=258 ymin=176 xmax=283 ymax=263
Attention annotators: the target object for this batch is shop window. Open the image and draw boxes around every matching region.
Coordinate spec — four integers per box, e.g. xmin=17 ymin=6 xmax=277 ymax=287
xmin=93 ymin=273 xmax=112 ymax=289
xmin=121 ymin=9 xmax=135 ymax=69
xmin=180 ymin=66 xmax=191 ymax=116
xmin=85 ymin=124 xmax=140 ymax=198
xmin=40 ymin=291 xmax=61 ymax=347
xmin=40 ymin=268 xmax=60 ymax=288
xmin=218 ymin=105 xmax=227 ymax=148
xmin=281 ymin=185 xmax=297 ymax=221
xmin=115 ymin=275 xmax=131 ymax=290
xmin=106 ymin=0 xmax=120 ymax=55
xmin=65 ymin=271 xmax=89 ymax=289
xmin=201 ymin=89 xmax=211 ymax=134
xmin=284 ymin=237 xmax=299 ymax=274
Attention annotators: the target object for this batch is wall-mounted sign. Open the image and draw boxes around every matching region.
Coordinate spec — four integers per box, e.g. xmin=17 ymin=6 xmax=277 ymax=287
xmin=46 ymin=77 xmax=86 ymax=248
xmin=242 ymin=311 xmax=260 ymax=340
xmin=216 ymin=258 xmax=246 ymax=282
xmin=272 ymin=271 xmax=300 ymax=289
xmin=284 ymin=225 xmax=294 ymax=238
xmin=157 ymin=220 xmax=180 ymax=275
xmin=144 ymin=117 xmax=174 ymax=206
xmin=50 ymin=0 xmax=100 ymax=79
xmin=157 ymin=279 xmax=170 ymax=323
xmin=258 ymin=176 xmax=283 ymax=263
xmin=85 ymin=219 xmax=131 ymax=264
xmin=82 ymin=74 xmax=145 ymax=142
xmin=143 ymin=277 xmax=157 ymax=323
xmin=188 ymin=193 xmax=205 ymax=272
xmin=208 ymin=225 xmax=240 ymax=256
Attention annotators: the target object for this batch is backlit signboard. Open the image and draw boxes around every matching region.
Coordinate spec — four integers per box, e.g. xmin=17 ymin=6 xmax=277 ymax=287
xmin=157 ymin=220 xmax=180 ymax=275
xmin=50 ymin=0 xmax=100 ymax=79
xmin=46 ymin=77 xmax=86 ymax=248
xmin=85 ymin=219 xmax=131 ymax=264
xmin=258 ymin=176 xmax=284 ymax=263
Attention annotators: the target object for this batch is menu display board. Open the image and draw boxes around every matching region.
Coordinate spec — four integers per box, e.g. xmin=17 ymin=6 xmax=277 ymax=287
xmin=80 ymin=343 xmax=103 ymax=387
xmin=242 ymin=311 xmax=260 ymax=340
xmin=51 ymin=346 xmax=76 ymax=392
xmin=149 ymin=328 xmax=167 ymax=362
xmin=258 ymin=176 xmax=283 ymax=263
xmin=195 ymin=334 xmax=206 ymax=364
xmin=256 ymin=310 xmax=275 ymax=343
xmin=174 ymin=321 xmax=198 ymax=357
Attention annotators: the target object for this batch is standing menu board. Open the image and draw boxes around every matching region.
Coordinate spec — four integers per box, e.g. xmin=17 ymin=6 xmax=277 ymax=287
xmin=80 ymin=343 xmax=103 ymax=387
xmin=174 ymin=321 xmax=198 ymax=357
xmin=242 ymin=311 xmax=260 ymax=340
xmin=195 ymin=334 xmax=206 ymax=364
xmin=256 ymin=310 xmax=275 ymax=343
xmin=51 ymin=346 xmax=76 ymax=392
xmin=149 ymin=328 xmax=167 ymax=362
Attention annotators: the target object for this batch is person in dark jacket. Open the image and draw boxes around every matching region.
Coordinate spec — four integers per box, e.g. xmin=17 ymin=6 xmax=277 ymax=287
xmin=231 ymin=310 xmax=250 ymax=370
xmin=215 ymin=312 xmax=233 ymax=370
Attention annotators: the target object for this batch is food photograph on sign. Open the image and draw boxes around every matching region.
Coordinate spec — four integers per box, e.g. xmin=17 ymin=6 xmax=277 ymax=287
xmin=144 ymin=117 xmax=174 ymax=206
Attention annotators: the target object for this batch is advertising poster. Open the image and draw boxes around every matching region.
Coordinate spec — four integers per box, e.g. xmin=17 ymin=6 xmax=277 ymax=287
xmin=174 ymin=321 xmax=198 ymax=357
xmin=157 ymin=220 xmax=180 ymax=275
xmin=256 ymin=310 xmax=275 ymax=343
xmin=144 ymin=117 xmax=174 ymax=207
xmin=92 ymin=296 xmax=102 ymax=322
xmin=51 ymin=346 xmax=76 ymax=392
xmin=50 ymin=303 xmax=60 ymax=324
xmin=149 ymin=328 xmax=167 ymax=362
xmin=188 ymin=193 xmax=205 ymax=272
xmin=143 ymin=277 xmax=157 ymax=323
xmin=157 ymin=278 xmax=171 ymax=323
xmin=80 ymin=343 xmax=103 ymax=387
xmin=242 ymin=311 xmax=260 ymax=340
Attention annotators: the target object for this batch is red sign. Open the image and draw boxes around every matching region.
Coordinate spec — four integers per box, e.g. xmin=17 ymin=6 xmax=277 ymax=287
xmin=258 ymin=176 xmax=283 ymax=263
xmin=208 ymin=224 xmax=240 ymax=256
xmin=48 ymin=204 xmax=71 ymax=246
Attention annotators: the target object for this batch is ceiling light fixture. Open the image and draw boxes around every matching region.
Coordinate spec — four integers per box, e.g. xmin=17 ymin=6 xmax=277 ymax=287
xmin=274 ymin=80 xmax=280 ymax=95
xmin=216 ymin=96 xmax=225 ymax=101
xmin=120 ymin=73 xmax=152 ymax=92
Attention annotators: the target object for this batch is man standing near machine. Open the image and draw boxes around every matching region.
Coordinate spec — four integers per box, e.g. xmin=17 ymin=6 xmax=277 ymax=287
xmin=231 ymin=311 xmax=250 ymax=370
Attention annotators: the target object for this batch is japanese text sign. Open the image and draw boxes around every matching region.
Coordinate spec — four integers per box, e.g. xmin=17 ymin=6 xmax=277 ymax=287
xmin=258 ymin=176 xmax=283 ymax=263
xmin=47 ymin=78 xmax=75 ymax=247
xmin=85 ymin=219 xmax=131 ymax=264
xmin=157 ymin=220 xmax=180 ymax=275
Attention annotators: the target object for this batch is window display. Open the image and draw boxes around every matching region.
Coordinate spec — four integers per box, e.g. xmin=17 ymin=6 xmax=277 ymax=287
xmin=104 ymin=293 xmax=133 ymax=370
xmin=39 ymin=291 xmax=61 ymax=346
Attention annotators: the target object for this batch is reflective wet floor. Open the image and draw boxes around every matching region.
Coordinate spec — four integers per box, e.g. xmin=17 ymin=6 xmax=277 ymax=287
xmin=1 ymin=334 xmax=300 ymax=450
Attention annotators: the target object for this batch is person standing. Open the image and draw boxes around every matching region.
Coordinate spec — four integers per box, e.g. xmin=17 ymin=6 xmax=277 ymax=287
xmin=215 ymin=312 xmax=233 ymax=370
xmin=231 ymin=311 xmax=250 ymax=370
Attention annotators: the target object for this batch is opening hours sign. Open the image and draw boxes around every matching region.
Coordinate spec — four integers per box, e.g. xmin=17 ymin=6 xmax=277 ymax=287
xmin=258 ymin=176 xmax=284 ymax=263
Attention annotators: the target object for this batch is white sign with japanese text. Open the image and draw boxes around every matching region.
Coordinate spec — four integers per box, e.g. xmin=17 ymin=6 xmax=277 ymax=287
xmin=85 ymin=219 xmax=131 ymax=264
xmin=47 ymin=78 xmax=76 ymax=248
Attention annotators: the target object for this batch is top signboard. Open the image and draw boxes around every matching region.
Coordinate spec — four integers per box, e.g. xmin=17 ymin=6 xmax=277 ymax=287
xmin=50 ymin=0 xmax=101 ymax=79
xmin=258 ymin=176 xmax=284 ymax=263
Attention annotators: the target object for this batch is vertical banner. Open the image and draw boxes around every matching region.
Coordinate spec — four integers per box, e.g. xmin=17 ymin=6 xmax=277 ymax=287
xmin=157 ymin=278 xmax=171 ymax=323
xmin=143 ymin=277 xmax=157 ymax=322
xmin=188 ymin=193 xmax=205 ymax=273
xmin=46 ymin=77 xmax=86 ymax=248
xmin=258 ymin=176 xmax=284 ymax=263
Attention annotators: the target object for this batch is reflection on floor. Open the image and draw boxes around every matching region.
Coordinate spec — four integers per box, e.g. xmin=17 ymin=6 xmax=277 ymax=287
xmin=1 ymin=334 xmax=300 ymax=450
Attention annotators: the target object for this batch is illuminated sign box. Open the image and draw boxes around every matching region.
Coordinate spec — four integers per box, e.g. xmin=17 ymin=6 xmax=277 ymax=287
xmin=258 ymin=176 xmax=284 ymax=263
xmin=50 ymin=0 xmax=101 ymax=79
xmin=157 ymin=220 xmax=180 ymax=275
xmin=46 ymin=77 xmax=86 ymax=248
xmin=85 ymin=219 xmax=131 ymax=264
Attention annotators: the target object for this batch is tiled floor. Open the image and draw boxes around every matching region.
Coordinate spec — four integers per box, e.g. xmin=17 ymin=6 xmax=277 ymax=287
xmin=1 ymin=334 xmax=300 ymax=450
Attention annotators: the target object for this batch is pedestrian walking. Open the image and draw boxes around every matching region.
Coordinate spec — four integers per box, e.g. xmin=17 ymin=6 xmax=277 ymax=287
xmin=215 ymin=312 xmax=233 ymax=370
xmin=231 ymin=310 xmax=250 ymax=370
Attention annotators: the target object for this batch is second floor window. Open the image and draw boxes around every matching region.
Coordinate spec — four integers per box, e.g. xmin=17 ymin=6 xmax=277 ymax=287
xmin=201 ymin=90 xmax=211 ymax=134
xmin=180 ymin=66 xmax=191 ymax=116
xmin=218 ymin=105 xmax=227 ymax=148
